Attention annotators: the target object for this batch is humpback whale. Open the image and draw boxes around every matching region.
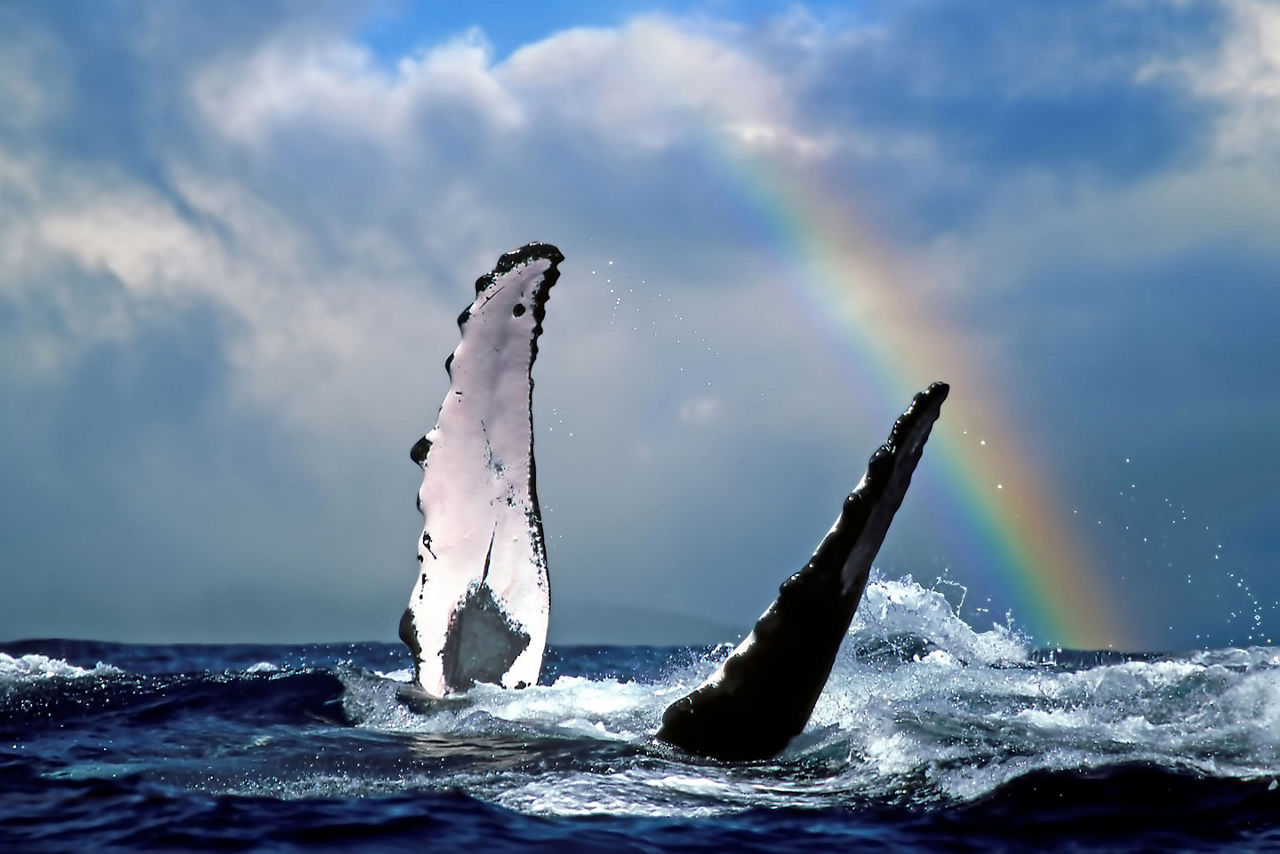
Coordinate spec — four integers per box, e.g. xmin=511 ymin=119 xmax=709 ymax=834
xmin=402 ymin=243 xmax=562 ymax=697
xmin=402 ymin=243 xmax=946 ymax=761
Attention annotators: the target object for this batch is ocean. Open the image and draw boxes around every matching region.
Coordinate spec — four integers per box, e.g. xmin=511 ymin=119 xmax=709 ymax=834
xmin=3 ymin=577 xmax=1278 ymax=852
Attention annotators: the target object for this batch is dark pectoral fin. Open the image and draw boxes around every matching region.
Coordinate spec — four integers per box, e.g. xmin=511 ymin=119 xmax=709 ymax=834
xmin=656 ymin=382 xmax=949 ymax=761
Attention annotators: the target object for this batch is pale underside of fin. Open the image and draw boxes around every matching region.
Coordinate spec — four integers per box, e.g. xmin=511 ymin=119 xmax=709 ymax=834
xmin=401 ymin=243 xmax=563 ymax=698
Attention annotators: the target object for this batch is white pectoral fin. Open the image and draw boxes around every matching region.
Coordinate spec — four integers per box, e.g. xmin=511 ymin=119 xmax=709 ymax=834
xmin=403 ymin=244 xmax=561 ymax=694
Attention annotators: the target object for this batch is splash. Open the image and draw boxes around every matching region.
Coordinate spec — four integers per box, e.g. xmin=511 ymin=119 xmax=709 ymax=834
xmin=332 ymin=576 xmax=1277 ymax=814
xmin=0 ymin=653 xmax=119 ymax=683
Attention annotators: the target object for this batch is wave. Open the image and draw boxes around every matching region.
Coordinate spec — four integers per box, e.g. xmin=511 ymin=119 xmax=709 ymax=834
xmin=3 ymin=746 xmax=1277 ymax=853
xmin=0 ymin=652 xmax=120 ymax=683
xmin=0 ymin=664 xmax=350 ymax=739
xmin=3 ymin=575 xmax=1278 ymax=822
xmin=327 ymin=577 xmax=1280 ymax=815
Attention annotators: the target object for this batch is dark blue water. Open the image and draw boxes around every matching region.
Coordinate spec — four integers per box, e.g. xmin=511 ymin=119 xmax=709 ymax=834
xmin=4 ymin=579 xmax=1279 ymax=852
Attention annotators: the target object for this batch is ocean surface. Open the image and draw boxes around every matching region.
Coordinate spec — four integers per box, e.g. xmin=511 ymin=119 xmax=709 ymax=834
xmin=3 ymin=577 xmax=1278 ymax=852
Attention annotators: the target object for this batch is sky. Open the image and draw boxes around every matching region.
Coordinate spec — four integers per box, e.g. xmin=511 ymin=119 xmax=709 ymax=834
xmin=2 ymin=0 xmax=1278 ymax=652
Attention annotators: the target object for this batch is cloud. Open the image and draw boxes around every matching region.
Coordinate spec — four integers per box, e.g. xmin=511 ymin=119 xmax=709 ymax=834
xmin=0 ymin=1 xmax=1276 ymax=647
xmin=193 ymin=29 xmax=524 ymax=150
xmin=501 ymin=16 xmax=827 ymax=156
xmin=679 ymin=395 xmax=721 ymax=425
xmin=1145 ymin=0 xmax=1280 ymax=158
xmin=0 ymin=15 xmax=67 ymax=135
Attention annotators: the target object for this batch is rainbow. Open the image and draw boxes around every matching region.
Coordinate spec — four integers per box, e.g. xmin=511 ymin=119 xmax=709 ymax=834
xmin=705 ymin=144 xmax=1134 ymax=651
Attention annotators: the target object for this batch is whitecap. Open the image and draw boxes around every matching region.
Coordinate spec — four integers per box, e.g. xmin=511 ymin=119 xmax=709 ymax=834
xmin=0 ymin=652 xmax=119 ymax=683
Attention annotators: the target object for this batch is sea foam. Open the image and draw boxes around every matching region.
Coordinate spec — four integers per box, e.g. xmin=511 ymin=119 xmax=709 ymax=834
xmin=0 ymin=652 xmax=119 ymax=683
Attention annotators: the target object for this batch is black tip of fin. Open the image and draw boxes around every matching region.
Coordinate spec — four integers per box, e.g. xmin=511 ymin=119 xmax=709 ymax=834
xmin=473 ymin=242 xmax=565 ymax=294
